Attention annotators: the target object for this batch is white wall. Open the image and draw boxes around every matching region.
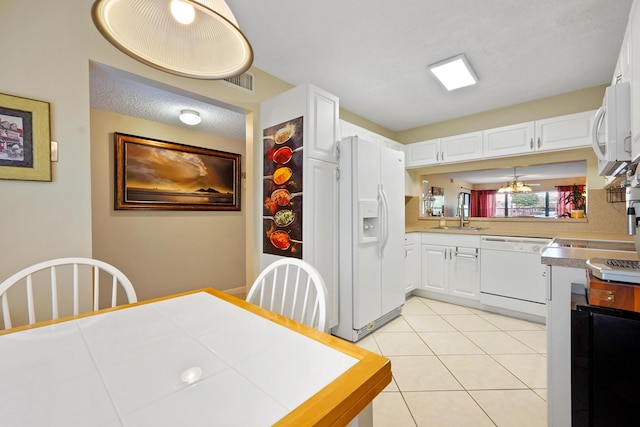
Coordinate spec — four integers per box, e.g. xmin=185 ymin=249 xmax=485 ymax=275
xmin=0 ymin=1 xmax=95 ymax=275
xmin=90 ymin=109 xmax=246 ymax=301
xmin=0 ymin=0 xmax=293 ymax=294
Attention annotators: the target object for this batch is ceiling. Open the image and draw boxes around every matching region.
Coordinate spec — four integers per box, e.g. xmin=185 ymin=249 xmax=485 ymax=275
xmin=89 ymin=62 xmax=247 ymax=141
xmin=228 ymin=0 xmax=633 ymax=131
xmin=89 ymin=1 xmax=633 ymax=180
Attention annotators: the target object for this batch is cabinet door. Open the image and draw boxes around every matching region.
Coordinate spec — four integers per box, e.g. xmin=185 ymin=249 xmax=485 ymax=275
xmin=404 ymin=242 xmax=417 ymax=293
xmin=404 ymin=234 xmax=421 ymax=294
xmin=534 ymin=110 xmax=594 ymax=152
xmin=448 ymin=247 xmax=480 ymax=300
xmin=405 ymin=139 xmax=441 ymax=168
xmin=307 ymin=86 xmax=339 ymax=163
xmin=483 ymin=122 xmax=535 ymax=158
xmin=421 ymin=244 xmax=447 ymax=294
xmin=441 ymin=131 xmax=483 ymax=163
xmin=305 ymin=158 xmax=339 ymax=328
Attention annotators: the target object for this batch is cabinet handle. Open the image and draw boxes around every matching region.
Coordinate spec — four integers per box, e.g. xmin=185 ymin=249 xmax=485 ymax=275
xmin=537 ymin=137 xmax=542 ymax=149
xmin=454 ymin=248 xmax=479 ymax=258
xmin=530 ymin=138 xmax=534 ymax=150
xmin=436 ymin=152 xmax=439 ymax=162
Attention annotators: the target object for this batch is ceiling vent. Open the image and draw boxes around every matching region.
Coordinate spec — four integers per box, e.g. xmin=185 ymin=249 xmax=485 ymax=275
xmin=223 ymin=72 xmax=254 ymax=92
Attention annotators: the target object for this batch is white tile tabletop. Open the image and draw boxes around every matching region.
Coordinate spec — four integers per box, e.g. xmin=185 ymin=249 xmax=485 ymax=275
xmin=0 ymin=290 xmax=368 ymax=427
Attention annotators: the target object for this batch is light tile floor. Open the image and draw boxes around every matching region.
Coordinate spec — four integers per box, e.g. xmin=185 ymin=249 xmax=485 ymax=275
xmin=356 ymin=296 xmax=547 ymax=427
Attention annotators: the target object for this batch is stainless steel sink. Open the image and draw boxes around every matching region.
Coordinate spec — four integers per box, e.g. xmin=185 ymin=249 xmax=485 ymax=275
xmin=429 ymin=226 xmax=485 ymax=231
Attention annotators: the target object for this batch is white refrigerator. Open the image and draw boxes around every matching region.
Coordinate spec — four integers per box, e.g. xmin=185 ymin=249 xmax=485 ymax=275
xmin=332 ymin=136 xmax=406 ymax=342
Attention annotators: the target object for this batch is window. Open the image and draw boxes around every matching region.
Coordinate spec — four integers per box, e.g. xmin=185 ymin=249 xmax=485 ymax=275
xmin=494 ymin=191 xmax=559 ymax=218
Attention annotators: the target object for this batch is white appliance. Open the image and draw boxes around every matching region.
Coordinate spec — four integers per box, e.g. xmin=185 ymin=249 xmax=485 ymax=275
xmin=480 ymin=236 xmax=551 ymax=317
xmin=592 ymin=81 xmax=632 ymax=176
xmin=332 ymin=136 xmax=405 ymax=342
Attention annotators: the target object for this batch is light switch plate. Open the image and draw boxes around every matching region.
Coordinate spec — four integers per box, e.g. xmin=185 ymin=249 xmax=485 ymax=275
xmin=51 ymin=141 xmax=58 ymax=162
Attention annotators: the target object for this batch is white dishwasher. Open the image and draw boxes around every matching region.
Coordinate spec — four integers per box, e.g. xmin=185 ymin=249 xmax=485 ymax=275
xmin=480 ymin=236 xmax=551 ymax=317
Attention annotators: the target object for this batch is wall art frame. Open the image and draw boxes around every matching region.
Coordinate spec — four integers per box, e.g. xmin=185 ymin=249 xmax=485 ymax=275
xmin=0 ymin=93 xmax=51 ymax=181
xmin=114 ymin=132 xmax=241 ymax=211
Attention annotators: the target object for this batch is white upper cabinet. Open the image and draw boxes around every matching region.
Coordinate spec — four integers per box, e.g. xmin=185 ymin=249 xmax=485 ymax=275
xmin=406 ymin=138 xmax=441 ymax=168
xmin=441 ymin=131 xmax=483 ymax=163
xmin=405 ymin=110 xmax=595 ymax=167
xmin=339 ymin=120 xmax=403 ymax=152
xmin=482 ymin=110 xmax=594 ymax=160
xmin=406 ymin=132 xmax=482 ymax=168
xmin=614 ymin=24 xmax=631 ymax=84
xmin=307 ymin=86 xmax=339 ymax=163
xmin=535 ymin=110 xmax=594 ymax=153
xmin=483 ymin=122 xmax=535 ymax=158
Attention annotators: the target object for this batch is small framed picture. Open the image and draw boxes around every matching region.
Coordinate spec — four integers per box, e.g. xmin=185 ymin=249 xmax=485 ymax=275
xmin=114 ymin=133 xmax=241 ymax=211
xmin=0 ymin=93 xmax=51 ymax=181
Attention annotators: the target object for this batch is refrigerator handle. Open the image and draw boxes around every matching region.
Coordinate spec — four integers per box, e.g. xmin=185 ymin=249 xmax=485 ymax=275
xmin=379 ymin=184 xmax=390 ymax=258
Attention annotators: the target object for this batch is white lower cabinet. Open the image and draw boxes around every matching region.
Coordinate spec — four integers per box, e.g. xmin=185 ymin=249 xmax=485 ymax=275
xmin=420 ymin=233 xmax=480 ymax=300
xmin=404 ymin=233 xmax=420 ymax=293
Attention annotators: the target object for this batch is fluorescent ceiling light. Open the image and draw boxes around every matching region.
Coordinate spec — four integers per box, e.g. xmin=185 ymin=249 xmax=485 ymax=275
xmin=180 ymin=110 xmax=201 ymax=125
xmin=429 ymin=54 xmax=478 ymax=91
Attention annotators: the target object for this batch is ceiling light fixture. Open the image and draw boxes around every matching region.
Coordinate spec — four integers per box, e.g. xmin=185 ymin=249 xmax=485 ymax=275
xmin=497 ymin=168 xmax=533 ymax=193
xmin=91 ymin=0 xmax=253 ymax=79
xmin=429 ymin=54 xmax=478 ymax=91
xmin=179 ymin=109 xmax=201 ymax=125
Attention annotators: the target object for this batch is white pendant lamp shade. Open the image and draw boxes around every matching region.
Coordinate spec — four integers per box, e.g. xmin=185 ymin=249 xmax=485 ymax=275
xmin=92 ymin=0 xmax=253 ymax=79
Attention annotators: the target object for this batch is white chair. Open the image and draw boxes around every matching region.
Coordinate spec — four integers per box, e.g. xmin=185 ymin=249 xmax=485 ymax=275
xmin=0 ymin=257 xmax=137 ymax=329
xmin=247 ymin=258 xmax=328 ymax=332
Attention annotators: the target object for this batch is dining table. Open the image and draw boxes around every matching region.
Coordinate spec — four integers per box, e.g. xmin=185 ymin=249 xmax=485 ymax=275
xmin=0 ymin=288 xmax=391 ymax=426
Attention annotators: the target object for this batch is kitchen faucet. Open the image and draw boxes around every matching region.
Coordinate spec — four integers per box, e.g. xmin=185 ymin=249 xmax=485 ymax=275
xmin=458 ymin=191 xmax=470 ymax=228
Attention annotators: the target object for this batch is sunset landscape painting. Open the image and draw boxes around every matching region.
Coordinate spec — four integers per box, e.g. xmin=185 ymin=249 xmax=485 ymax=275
xmin=114 ymin=133 xmax=241 ymax=211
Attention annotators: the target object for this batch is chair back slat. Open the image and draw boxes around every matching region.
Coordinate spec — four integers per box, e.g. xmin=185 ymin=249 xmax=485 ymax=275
xmin=280 ymin=265 xmax=291 ymax=317
xmin=246 ymin=259 xmax=328 ymax=332
xmin=1 ymin=294 xmax=10 ymax=329
xmin=0 ymin=257 xmax=137 ymax=330
xmin=288 ymin=266 xmax=301 ymax=321
xmin=50 ymin=267 xmax=58 ymax=320
xmin=26 ymin=275 xmax=35 ymax=325
xmin=93 ymin=266 xmax=100 ymax=311
xmin=110 ymin=275 xmax=118 ymax=308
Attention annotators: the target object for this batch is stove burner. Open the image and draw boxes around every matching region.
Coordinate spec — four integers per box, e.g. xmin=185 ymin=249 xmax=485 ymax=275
xmin=605 ymin=259 xmax=640 ymax=270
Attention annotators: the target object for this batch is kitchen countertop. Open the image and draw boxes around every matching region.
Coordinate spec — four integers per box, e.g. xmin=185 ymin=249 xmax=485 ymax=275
xmin=406 ymin=225 xmax=633 ymax=241
xmin=406 ymin=225 xmax=639 ymax=268
xmin=540 ymin=246 xmax=639 ymax=268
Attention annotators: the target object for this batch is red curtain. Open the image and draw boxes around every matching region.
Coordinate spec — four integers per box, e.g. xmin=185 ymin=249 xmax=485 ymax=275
xmin=470 ymin=190 xmax=496 ymax=217
xmin=557 ymin=185 xmax=586 ymax=217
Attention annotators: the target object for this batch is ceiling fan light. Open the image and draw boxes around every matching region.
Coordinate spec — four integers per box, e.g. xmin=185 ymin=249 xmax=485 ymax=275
xmin=180 ymin=109 xmax=201 ymax=125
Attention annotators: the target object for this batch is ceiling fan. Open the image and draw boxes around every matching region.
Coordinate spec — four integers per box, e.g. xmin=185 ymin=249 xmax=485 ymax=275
xmin=497 ymin=168 xmax=540 ymax=193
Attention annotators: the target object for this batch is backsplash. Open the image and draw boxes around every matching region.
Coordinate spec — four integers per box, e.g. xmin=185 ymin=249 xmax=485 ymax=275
xmin=406 ymin=189 xmax=629 ymax=238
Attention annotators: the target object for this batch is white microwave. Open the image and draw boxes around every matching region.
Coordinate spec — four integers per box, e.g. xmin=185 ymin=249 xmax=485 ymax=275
xmin=592 ymin=81 xmax=632 ymax=176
